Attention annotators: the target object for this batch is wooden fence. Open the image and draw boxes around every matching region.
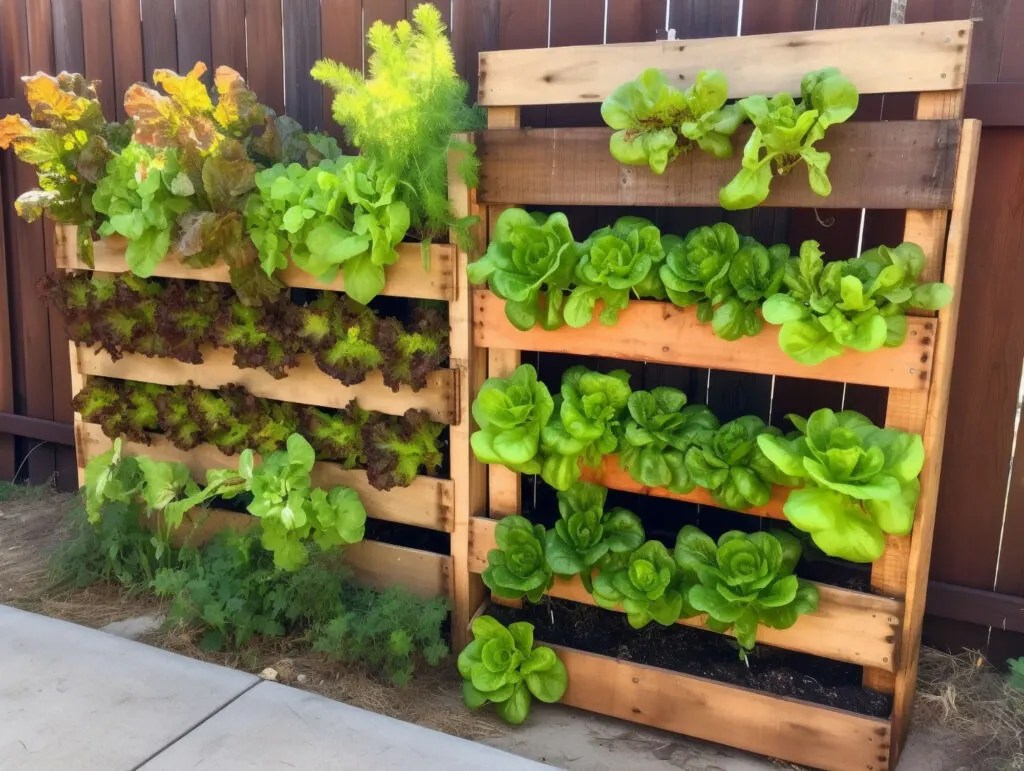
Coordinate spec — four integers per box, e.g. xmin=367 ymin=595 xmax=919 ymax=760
xmin=1 ymin=0 xmax=1022 ymax=660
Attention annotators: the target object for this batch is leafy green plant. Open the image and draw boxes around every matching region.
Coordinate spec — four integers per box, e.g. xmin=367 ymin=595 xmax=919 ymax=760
xmin=684 ymin=415 xmax=796 ymax=511
xmin=674 ymin=525 xmax=819 ymax=659
xmin=375 ymin=305 xmax=450 ymax=392
xmin=601 ymin=68 xmax=744 ymax=174
xmin=757 ymin=408 xmax=924 ymax=562
xmin=540 ymin=366 xmax=632 ymax=491
xmin=361 ymin=409 xmax=445 ymax=491
xmin=720 ymin=68 xmax=858 ymax=210
xmin=467 ymin=209 xmax=578 ymax=331
xmin=617 ymin=387 xmax=719 ymax=494
xmin=312 ymin=4 xmax=481 ymax=247
xmin=458 ymin=615 xmax=568 ymax=725
xmin=762 ymin=240 xmax=953 ymax=365
xmin=313 ymin=585 xmax=449 ymax=686
xmin=564 ymin=217 xmax=665 ymax=327
xmin=481 ymin=515 xmax=553 ymax=603
xmin=545 ymin=482 xmax=644 ymax=590
xmin=591 ymin=540 xmax=691 ymax=628
xmin=471 ymin=363 xmax=554 ymax=475
xmin=0 ymin=72 xmax=130 ymax=263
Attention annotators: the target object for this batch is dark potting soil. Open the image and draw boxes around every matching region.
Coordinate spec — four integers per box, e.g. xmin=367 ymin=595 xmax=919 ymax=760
xmin=489 ymin=597 xmax=892 ymax=719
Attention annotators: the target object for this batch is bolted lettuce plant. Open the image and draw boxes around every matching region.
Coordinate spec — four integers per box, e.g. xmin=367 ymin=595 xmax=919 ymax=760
xmin=674 ymin=525 xmax=819 ymax=659
xmin=482 ymin=516 xmax=553 ymax=603
xmin=471 ymin=363 xmax=554 ymax=475
xmin=544 ymin=481 xmax=645 ymax=591
xmin=757 ymin=408 xmax=924 ymax=563
xmin=458 ymin=615 xmax=568 ymax=725
xmin=591 ymin=540 xmax=693 ymax=628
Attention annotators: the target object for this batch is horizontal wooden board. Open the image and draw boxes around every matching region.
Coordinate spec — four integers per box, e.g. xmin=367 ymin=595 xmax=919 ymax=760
xmin=77 ymin=346 xmax=457 ymax=424
xmin=475 ymin=291 xmax=936 ymax=391
xmin=54 ymin=227 xmax=456 ymax=301
xmin=76 ymin=422 xmax=455 ymax=532
xmin=478 ymin=20 xmax=970 ymax=105
xmin=477 ymin=122 xmax=961 ymax=210
xmin=165 ymin=507 xmax=451 ymax=600
xmin=470 ymin=518 xmax=901 ymax=671
xmin=582 ymin=455 xmax=788 ymax=521
xmin=547 ymin=644 xmax=892 ymax=771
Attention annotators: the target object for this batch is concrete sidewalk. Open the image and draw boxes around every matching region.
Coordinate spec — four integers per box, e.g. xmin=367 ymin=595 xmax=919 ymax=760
xmin=0 ymin=605 xmax=551 ymax=771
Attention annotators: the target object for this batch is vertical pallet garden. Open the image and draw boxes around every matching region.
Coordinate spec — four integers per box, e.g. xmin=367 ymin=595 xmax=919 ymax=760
xmin=464 ymin=20 xmax=979 ymax=771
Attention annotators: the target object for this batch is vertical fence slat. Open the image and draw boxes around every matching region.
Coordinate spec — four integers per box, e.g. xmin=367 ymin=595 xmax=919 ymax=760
xmin=82 ymin=0 xmax=116 ymax=118
xmin=606 ymin=0 xmax=666 ymax=43
xmin=365 ymin=0 xmax=407 ymax=68
xmin=51 ymin=0 xmax=86 ymax=74
xmin=495 ymin=0 xmax=547 ymax=126
xmin=210 ymin=0 xmax=247 ymax=76
xmin=174 ymin=0 xmax=212 ymax=80
xmin=546 ymin=0 xmax=604 ymax=127
xmin=283 ymin=0 xmax=322 ymax=129
xmin=141 ymin=0 xmax=178 ymax=75
xmin=452 ymin=0 xmax=499 ymax=113
xmin=110 ymin=0 xmax=143 ymax=119
xmin=320 ymin=0 xmax=362 ymax=140
xmin=0 ymin=155 xmax=15 ymax=481
xmin=244 ymin=0 xmax=284 ymax=114
xmin=668 ymin=0 xmax=740 ymax=37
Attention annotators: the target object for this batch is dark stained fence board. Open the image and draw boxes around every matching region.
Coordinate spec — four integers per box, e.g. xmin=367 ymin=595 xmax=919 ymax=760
xmin=0 ymin=413 xmax=74 ymax=446
xmin=244 ymin=0 xmax=284 ymax=114
xmin=495 ymin=0 xmax=548 ymax=128
xmin=740 ymin=0 xmax=814 ymax=34
xmin=452 ymin=0 xmax=499 ymax=112
xmin=547 ymin=0 xmax=605 ymax=127
xmin=141 ymin=0 xmax=178 ymax=75
xmin=926 ymin=582 xmax=1024 ymax=635
xmin=174 ymin=0 xmax=212 ymax=81
xmin=477 ymin=121 xmax=961 ymax=209
xmin=0 ymin=166 xmax=14 ymax=479
xmin=283 ymin=0 xmax=322 ymax=129
xmin=82 ymin=0 xmax=116 ymax=118
xmin=25 ymin=0 xmax=54 ymax=72
xmin=966 ymin=83 xmax=1024 ymax=127
xmin=110 ymin=0 xmax=144 ymax=120
xmin=668 ymin=0 xmax=740 ymax=38
xmin=319 ymin=0 xmax=361 ymax=139
xmin=210 ymin=0 xmax=247 ymax=75
xmin=51 ymin=0 xmax=86 ymax=74
xmin=606 ymin=0 xmax=666 ymax=44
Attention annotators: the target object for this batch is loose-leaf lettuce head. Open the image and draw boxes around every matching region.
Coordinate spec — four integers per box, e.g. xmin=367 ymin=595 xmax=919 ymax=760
xmin=467 ymin=208 xmax=578 ymax=331
xmin=481 ymin=516 xmax=553 ymax=603
xmin=659 ymin=222 xmax=740 ymax=311
xmin=601 ymin=68 xmax=686 ymax=174
xmin=471 ymin=363 xmax=554 ymax=475
xmin=362 ymin=409 xmax=444 ymax=491
xmin=591 ymin=540 xmax=687 ymax=628
xmin=712 ymin=241 xmax=789 ymax=341
xmin=676 ymin=70 xmax=746 ymax=159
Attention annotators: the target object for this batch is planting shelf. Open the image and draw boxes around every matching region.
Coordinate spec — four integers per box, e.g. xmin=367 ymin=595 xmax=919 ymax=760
xmin=75 ymin=346 xmax=458 ymax=424
xmin=475 ymin=290 xmax=937 ymax=391
xmin=54 ymin=225 xmax=457 ymax=301
xmin=468 ymin=517 xmax=901 ymax=670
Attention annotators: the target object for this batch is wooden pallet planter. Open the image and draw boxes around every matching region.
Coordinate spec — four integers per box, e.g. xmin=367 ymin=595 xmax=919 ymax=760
xmin=57 ymin=146 xmax=482 ymax=644
xmin=467 ymin=20 xmax=980 ymax=771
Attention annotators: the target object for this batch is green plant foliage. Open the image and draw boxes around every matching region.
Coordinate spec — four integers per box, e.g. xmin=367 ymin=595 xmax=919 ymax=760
xmin=482 ymin=516 xmax=553 ymax=603
xmin=684 ymin=415 xmax=796 ymax=511
xmin=314 ymin=585 xmax=449 ymax=687
xmin=758 ymin=408 xmax=924 ymax=563
xmin=761 ymin=240 xmax=953 ymax=365
xmin=0 ymin=72 xmax=130 ymax=263
xmin=467 ymin=209 xmax=579 ymax=331
xmin=312 ymin=3 xmax=482 ymax=246
xmin=544 ymin=481 xmax=644 ymax=591
xmin=458 ymin=615 xmax=568 ymax=725
xmin=601 ymin=68 xmax=744 ymax=174
xmin=375 ymin=304 xmax=450 ymax=392
xmin=541 ymin=366 xmax=632 ymax=491
xmin=303 ymin=403 xmax=368 ymax=469
xmin=361 ymin=408 xmax=445 ymax=491
xmin=471 ymin=363 xmax=554 ymax=475
xmin=591 ymin=540 xmax=691 ymax=629
xmin=720 ymin=68 xmax=858 ymax=210
xmin=617 ymin=387 xmax=719 ymax=494
xmin=674 ymin=525 xmax=819 ymax=658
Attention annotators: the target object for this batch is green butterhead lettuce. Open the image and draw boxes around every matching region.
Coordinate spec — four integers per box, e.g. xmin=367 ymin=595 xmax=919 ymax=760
xmin=591 ymin=540 xmax=693 ymax=629
xmin=471 ymin=364 xmax=554 ymax=475
xmin=481 ymin=516 xmax=553 ymax=603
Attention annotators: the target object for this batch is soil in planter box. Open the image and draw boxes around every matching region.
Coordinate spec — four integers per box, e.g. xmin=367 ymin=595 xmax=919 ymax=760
xmin=363 ymin=519 xmax=450 ymax=555
xmin=489 ymin=598 xmax=892 ymax=718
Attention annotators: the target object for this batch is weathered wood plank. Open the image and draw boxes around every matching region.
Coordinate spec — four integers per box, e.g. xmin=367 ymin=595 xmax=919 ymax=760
xmin=474 ymin=291 xmax=936 ymax=391
xmin=469 ymin=518 xmax=901 ymax=670
xmin=477 ymin=121 xmax=961 ymax=210
xmin=478 ymin=20 xmax=971 ymax=105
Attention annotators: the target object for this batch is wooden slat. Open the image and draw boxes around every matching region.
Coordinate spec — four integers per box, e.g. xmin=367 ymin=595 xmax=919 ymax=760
xmin=76 ymin=422 xmax=455 ymax=532
xmin=282 ymin=0 xmax=322 ymax=130
xmin=210 ymin=0 xmax=247 ymax=76
xmin=54 ymin=227 xmax=457 ymax=302
xmin=50 ymin=0 xmax=85 ymax=74
xmin=140 ymin=0 xmax=177 ymax=74
xmin=244 ymin=0 xmax=284 ymax=114
xmin=548 ymin=645 xmax=892 ymax=771
xmin=76 ymin=346 xmax=457 ymax=424
xmin=162 ymin=506 xmax=451 ymax=600
xmin=110 ymin=0 xmax=144 ymax=121
xmin=477 ymin=121 xmax=961 ymax=210
xmin=475 ymin=291 xmax=936 ymax=391
xmin=174 ymin=0 xmax=212 ymax=82
xmin=469 ymin=517 xmax=901 ymax=670
xmin=320 ymin=0 xmax=362 ymax=141
xmin=581 ymin=455 xmax=789 ymax=520
xmin=82 ymin=0 xmax=116 ymax=120
xmin=0 ymin=165 xmax=14 ymax=478
xmin=478 ymin=20 xmax=970 ymax=105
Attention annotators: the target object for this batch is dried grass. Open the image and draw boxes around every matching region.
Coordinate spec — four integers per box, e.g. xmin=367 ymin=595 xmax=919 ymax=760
xmin=0 ymin=483 xmax=74 ymax=603
xmin=916 ymin=646 xmax=1024 ymax=770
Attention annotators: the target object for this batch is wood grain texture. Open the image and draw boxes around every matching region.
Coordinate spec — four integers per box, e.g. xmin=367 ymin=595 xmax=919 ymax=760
xmin=478 ymin=20 xmax=971 ymax=105
xmin=548 ymin=645 xmax=892 ymax=771
xmin=244 ymin=0 xmax=284 ymax=114
xmin=75 ymin=346 xmax=457 ymax=424
xmin=76 ymin=422 xmax=455 ymax=532
xmin=173 ymin=0 xmax=212 ymax=79
xmin=210 ymin=0 xmax=247 ymax=75
xmin=82 ymin=0 xmax=116 ymax=118
xmin=283 ymin=0 xmax=322 ymax=129
xmin=320 ymin=0 xmax=362 ymax=140
xmin=140 ymin=0 xmax=177 ymax=74
xmin=110 ymin=0 xmax=144 ymax=120
xmin=474 ymin=290 xmax=936 ymax=391
xmin=0 ymin=164 xmax=13 ymax=478
xmin=54 ymin=227 xmax=457 ymax=301
xmin=469 ymin=518 xmax=901 ymax=670
xmin=50 ymin=0 xmax=86 ymax=74
xmin=477 ymin=121 xmax=961 ymax=210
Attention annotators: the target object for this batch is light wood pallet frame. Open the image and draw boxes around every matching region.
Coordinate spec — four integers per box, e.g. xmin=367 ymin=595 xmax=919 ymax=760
xmin=464 ymin=21 xmax=980 ymax=771
xmin=54 ymin=152 xmax=482 ymax=645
